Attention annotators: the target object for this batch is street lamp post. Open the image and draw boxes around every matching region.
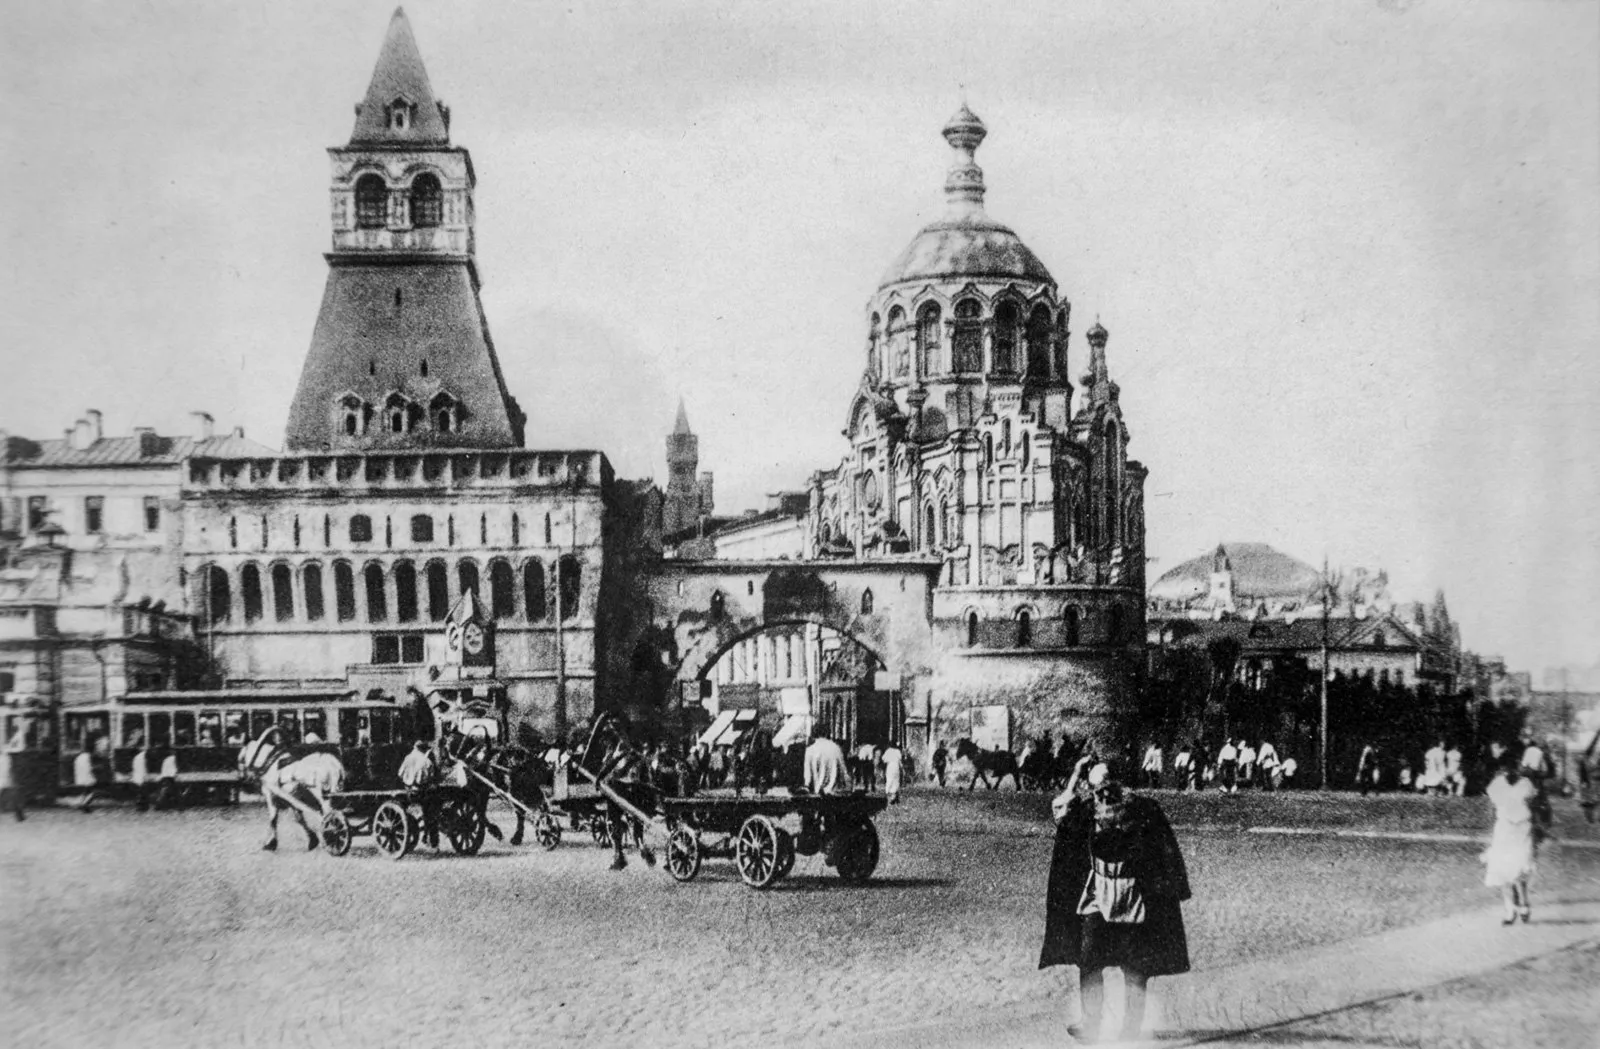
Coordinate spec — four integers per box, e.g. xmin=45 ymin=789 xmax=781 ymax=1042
xmin=1320 ymin=556 xmax=1332 ymax=791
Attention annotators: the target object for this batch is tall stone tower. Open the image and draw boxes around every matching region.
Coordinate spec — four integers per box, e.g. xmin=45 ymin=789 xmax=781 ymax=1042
xmin=663 ymin=400 xmax=713 ymax=535
xmin=284 ymin=8 xmax=525 ymax=451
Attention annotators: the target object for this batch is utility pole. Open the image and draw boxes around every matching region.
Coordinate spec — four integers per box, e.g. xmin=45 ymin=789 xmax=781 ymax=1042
xmin=1320 ymin=555 xmax=1332 ymax=790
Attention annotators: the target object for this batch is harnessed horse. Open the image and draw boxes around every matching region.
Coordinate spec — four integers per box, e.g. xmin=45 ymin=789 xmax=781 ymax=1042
xmin=238 ymin=728 xmax=346 ymax=851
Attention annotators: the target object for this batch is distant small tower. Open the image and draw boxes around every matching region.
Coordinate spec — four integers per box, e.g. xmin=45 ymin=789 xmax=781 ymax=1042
xmin=664 ymin=400 xmax=712 ymax=535
xmin=1208 ymin=543 xmax=1235 ymax=613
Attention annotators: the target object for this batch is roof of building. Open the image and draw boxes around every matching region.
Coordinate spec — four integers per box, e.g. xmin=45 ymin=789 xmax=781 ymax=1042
xmin=1149 ymin=542 xmax=1323 ymax=603
xmin=1 ymin=432 xmax=275 ymax=468
xmin=349 ymin=8 xmax=450 ymax=146
xmin=673 ymin=399 xmax=692 ymax=436
xmin=878 ymin=105 xmax=1054 ymax=290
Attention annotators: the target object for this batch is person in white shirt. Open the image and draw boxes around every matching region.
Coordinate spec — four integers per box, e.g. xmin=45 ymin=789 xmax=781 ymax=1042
xmin=156 ymin=747 xmax=180 ymax=810
xmin=1237 ymin=741 xmax=1257 ymax=790
xmin=131 ymin=740 xmax=152 ymax=812
xmin=1255 ymin=740 xmax=1279 ymax=792
xmin=1279 ymin=756 xmax=1298 ymax=789
xmin=854 ymin=742 xmax=878 ymax=792
xmin=1172 ymin=746 xmax=1194 ymax=792
xmin=1422 ymin=741 xmax=1448 ymax=794
xmin=805 ymin=733 xmax=851 ymax=796
xmin=74 ymin=744 xmax=100 ymax=814
xmin=1141 ymin=743 xmax=1164 ymax=790
xmin=1444 ymin=744 xmax=1465 ymax=796
xmin=882 ymin=744 xmax=905 ymax=804
xmin=1217 ymin=739 xmax=1239 ymax=795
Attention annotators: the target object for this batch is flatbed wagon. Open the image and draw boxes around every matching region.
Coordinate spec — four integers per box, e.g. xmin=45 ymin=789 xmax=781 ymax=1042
xmin=657 ymin=791 xmax=886 ymax=889
xmin=317 ymin=785 xmax=487 ymax=860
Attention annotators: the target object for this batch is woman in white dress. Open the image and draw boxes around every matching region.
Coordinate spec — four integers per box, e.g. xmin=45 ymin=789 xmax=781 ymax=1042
xmin=1482 ymin=753 xmax=1537 ymax=925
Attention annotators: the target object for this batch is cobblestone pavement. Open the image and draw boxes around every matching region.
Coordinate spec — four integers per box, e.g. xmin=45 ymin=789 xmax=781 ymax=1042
xmin=2 ymin=789 xmax=1596 ymax=1049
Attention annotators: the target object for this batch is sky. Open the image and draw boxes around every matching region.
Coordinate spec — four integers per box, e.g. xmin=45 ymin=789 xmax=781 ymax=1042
xmin=2 ymin=1 xmax=1596 ymax=676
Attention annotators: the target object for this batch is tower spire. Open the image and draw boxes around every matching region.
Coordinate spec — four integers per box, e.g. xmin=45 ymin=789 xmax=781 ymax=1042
xmin=673 ymin=398 xmax=692 ymax=436
xmin=350 ymin=8 xmax=450 ymax=145
xmin=941 ymin=102 xmax=988 ymax=218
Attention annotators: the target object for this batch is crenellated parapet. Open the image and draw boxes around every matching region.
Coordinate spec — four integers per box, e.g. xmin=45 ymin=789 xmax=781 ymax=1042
xmin=183 ymin=450 xmax=610 ymax=495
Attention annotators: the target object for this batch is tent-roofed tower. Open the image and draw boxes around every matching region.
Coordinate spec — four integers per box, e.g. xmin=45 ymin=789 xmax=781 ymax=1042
xmin=284 ymin=7 xmax=525 ymax=451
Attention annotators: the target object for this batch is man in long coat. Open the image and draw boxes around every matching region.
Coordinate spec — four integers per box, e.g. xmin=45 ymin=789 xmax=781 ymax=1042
xmin=1041 ymin=761 xmax=1191 ymax=1043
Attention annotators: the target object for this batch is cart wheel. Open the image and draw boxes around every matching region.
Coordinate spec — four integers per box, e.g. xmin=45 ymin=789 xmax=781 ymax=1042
xmin=373 ymin=800 xmax=412 ymax=860
xmin=444 ymin=797 xmax=487 ymax=856
xmin=666 ymin=824 xmax=701 ymax=882
xmin=735 ymin=814 xmax=782 ymax=889
xmin=321 ymin=810 xmax=352 ymax=857
xmin=773 ymin=827 xmax=796 ymax=881
xmin=533 ymin=811 xmax=562 ymax=851
xmin=833 ymin=820 xmax=880 ymax=883
xmin=591 ymin=817 xmax=614 ymax=849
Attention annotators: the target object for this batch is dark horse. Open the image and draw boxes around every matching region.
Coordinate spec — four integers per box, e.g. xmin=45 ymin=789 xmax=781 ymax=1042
xmin=955 ymin=738 xmax=1021 ymax=791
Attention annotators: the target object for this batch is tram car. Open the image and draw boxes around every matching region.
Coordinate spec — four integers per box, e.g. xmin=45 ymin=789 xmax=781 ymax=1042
xmin=1 ymin=687 xmax=427 ymax=805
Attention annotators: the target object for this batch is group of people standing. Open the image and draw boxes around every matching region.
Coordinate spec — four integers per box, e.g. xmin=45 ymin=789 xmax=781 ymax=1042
xmin=1139 ymin=738 xmax=1293 ymax=794
xmin=71 ymin=734 xmax=178 ymax=814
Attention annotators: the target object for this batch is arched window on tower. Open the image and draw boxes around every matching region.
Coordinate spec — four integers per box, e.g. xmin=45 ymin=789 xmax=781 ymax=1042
xmin=1064 ymin=606 xmax=1081 ymax=646
xmin=302 ymin=563 xmax=325 ymax=621
xmin=394 ymin=560 xmax=418 ymax=622
xmin=917 ymin=303 xmax=942 ymax=376
xmin=1103 ymin=420 xmax=1121 ymax=545
xmin=887 ymin=307 xmax=908 ymax=378
xmin=271 ymin=563 xmax=294 ymax=622
xmin=867 ymin=313 xmax=882 ymax=378
xmin=1015 ymin=609 xmax=1032 ymax=647
xmin=1055 ymin=307 xmax=1071 ymax=379
xmin=333 ymin=561 xmax=356 ymax=622
xmin=1020 ymin=432 xmax=1031 ymax=467
xmin=364 ymin=563 xmax=387 ymax=622
xmin=924 ymin=503 xmax=937 ymax=550
xmin=355 ymin=174 xmax=388 ymax=230
xmin=966 ymin=611 xmax=980 ymax=648
xmin=523 ymin=560 xmax=546 ymax=622
xmin=339 ymin=395 xmax=366 ymax=437
xmin=410 ymin=173 xmax=442 ymax=228
xmin=457 ymin=560 xmax=480 ymax=600
xmin=558 ymin=556 xmax=581 ymax=622
xmin=425 ymin=560 xmax=449 ymax=621
xmin=952 ymin=299 xmax=982 ymax=372
xmin=489 ymin=560 xmax=515 ymax=620
xmin=430 ymin=392 xmax=460 ymax=434
xmin=241 ymin=564 xmax=263 ymax=623
xmin=860 ymin=588 xmax=874 ymax=615
xmin=993 ymin=301 xmax=1020 ymax=373
xmin=1026 ymin=305 xmax=1052 ymax=378
xmin=203 ymin=565 xmax=231 ymax=624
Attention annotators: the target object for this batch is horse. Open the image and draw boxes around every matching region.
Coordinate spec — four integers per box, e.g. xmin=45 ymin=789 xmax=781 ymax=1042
xmin=238 ymin=728 xmax=346 ymax=851
xmin=955 ymin=738 xmax=1022 ymax=791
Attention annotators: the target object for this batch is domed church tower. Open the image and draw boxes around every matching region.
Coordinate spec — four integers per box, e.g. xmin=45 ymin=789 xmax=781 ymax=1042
xmin=284 ymin=8 xmax=525 ymax=451
xmin=807 ymin=105 xmax=1148 ymax=744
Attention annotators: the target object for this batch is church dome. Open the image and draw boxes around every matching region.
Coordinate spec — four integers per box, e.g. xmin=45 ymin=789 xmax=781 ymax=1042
xmin=1149 ymin=543 xmax=1322 ymax=604
xmin=878 ymin=105 xmax=1053 ymax=291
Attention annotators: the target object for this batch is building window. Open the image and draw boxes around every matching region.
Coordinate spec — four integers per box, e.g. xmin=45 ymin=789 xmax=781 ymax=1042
xmin=887 ymin=306 xmax=909 ymax=377
xmin=394 ymin=560 xmax=418 ymax=622
xmin=1020 ymin=432 xmax=1030 ymax=467
xmin=143 ymin=496 xmax=161 ymax=532
xmin=364 ymin=563 xmax=387 ymax=622
xmin=432 ymin=393 xmax=459 ymax=434
xmin=1373 ymin=630 xmax=1386 ymax=649
xmin=292 ymin=516 xmax=301 ymax=548
xmin=27 ymin=496 xmax=47 ymax=532
xmin=867 ymin=313 xmax=881 ymax=375
xmin=523 ymin=560 xmax=546 ymax=621
xmin=372 ymin=634 xmax=425 ymax=665
xmin=1016 ymin=609 xmax=1032 ymax=647
xmin=303 ymin=563 xmax=325 ymax=621
xmin=479 ymin=514 xmax=488 ymax=545
xmin=917 ymin=303 xmax=942 ymax=376
xmin=241 ymin=564 xmax=264 ymax=622
xmin=993 ymin=301 xmax=1020 ymax=373
xmin=340 ymin=395 xmax=366 ymax=436
xmin=411 ymin=174 xmax=443 ymax=228
xmin=323 ymin=515 xmax=331 ymax=547
xmin=489 ymin=560 xmax=515 ymax=620
xmin=953 ymin=299 xmax=982 ymax=372
xmin=271 ymin=563 xmax=294 ymax=621
xmin=350 ymin=515 xmax=373 ymax=543
xmin=544 ymin=513 xmax=552 ymax=545
xmin=84 ymin=496 xmax=104 ymax=534
xmin=924 ymin=504 xmax=937 ymax=549
xmin=355 ymin=174 xmax=387 ymax=229
xmin=457 ymin=560 xmax=480 ymax=600
xmin=709 ymin=590 xmax=725 ymax=621
xmin=1026 ymin=305 xmax=1052 ymax=378
xmin=204 ymin=565 xmax=231 ymax=624
xmin=229 ymin=516 xmax=238 ymax=549
xmin=425 ymin=560 xmax=449 ymax=621
xmin=558 ymin=556 xmax=582 ymax=622
xmin=333 ymin=560 xmax=356 ymax=622
xmin=511 ymin=513 xmax=520 ymax=546
xmin=1056 ymin=308 xmax=1071 ymax=377
xmin=966 ymin=611 xmax=980 ymax=648
xmin=410 ymin=515 xmax=433 ymax=543
xmin=861 ymin=588 xmax=874 ymax=615
xmin=1064 ymin=607 xmax=1080 ymax=646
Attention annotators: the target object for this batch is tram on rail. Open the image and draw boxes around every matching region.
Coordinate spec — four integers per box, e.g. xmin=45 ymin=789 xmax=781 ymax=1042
xmin=1 ymin=687 xmax=437 ymax=804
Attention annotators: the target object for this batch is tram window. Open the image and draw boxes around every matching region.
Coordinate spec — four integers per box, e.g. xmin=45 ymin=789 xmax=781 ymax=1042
xmin=338 ymin=710 xmax=361 ymax=747
xmin=121 ymin=713 xmax=147 ymax=748
xmin=198 ymin=712 xmax=221 ymax=747
xmin=149 ymin=713 xmax=171 ymax=748
xmin=277 ymin=711 xmax=301 ymax=744
xmin=371 ymin=710 xmax=394 ymax=746
xmin=302 ymin=711 xmax=327 ymax=744
xmin=173 ymin=712 xmax=196 ymax=747
xmin=250 ymin=710 xmax=274 ymax=741
xmin=223 ymin=712 xmax=246 ymax=746
xmin=64 ymin=713 xmax=87 ymax=751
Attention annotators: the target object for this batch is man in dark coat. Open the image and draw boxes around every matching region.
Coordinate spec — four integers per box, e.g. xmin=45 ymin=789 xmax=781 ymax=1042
xmin=1041 ymin=758 xmax=1191 ymax=1043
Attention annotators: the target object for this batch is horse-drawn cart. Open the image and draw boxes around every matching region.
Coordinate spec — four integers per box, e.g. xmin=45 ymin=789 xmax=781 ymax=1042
xmin=659 ymin=792 xmax=886 ymax=889
xmin=316 ymin=785 xmax=488 ymax=860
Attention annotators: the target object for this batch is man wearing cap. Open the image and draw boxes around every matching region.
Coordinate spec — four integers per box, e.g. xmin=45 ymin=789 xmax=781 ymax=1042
xmin=1042 ymin=754 xmax=1191 ymax=1044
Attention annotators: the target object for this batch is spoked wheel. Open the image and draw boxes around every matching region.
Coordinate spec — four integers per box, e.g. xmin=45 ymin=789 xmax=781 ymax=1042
xmin=832 ymin=820 xmax=880 ymax=883
xmin=373 ymin=800 xmax=412 ymax=861
xmin=735 ymin=814 xmax=782 ymax=889
xmin=591 ymin=817 xmax=615 ymax=849
xmin=320 ymin=810 xmax=352 ymax=857
xmin=533 ymin=811 xmax=562 ymax=851
xmin=773 ymin=827 xmax=796 ymax=881
xmin=443 ymin=796 xmax=487 ymax=856
xmin=665 ymin=824 xmax=701 ymax=883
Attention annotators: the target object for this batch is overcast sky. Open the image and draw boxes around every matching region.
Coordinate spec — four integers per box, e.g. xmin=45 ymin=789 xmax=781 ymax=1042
xmin=2 ymin=1 xmax=1596 ymax=676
